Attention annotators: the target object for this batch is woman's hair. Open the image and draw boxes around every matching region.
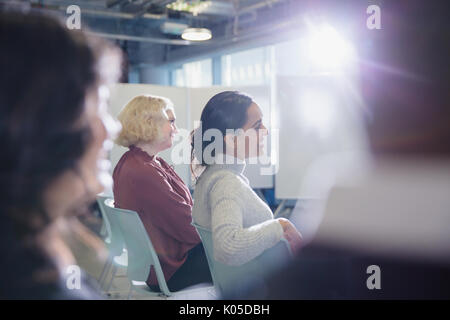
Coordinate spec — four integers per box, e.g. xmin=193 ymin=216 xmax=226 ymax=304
xmin=115 ymin=95 xmax=174 ymax=147
xmin=190 ymin=91 xmax=253 ymax=179
xmin=0 ymin=9 xmax=121 ymax=232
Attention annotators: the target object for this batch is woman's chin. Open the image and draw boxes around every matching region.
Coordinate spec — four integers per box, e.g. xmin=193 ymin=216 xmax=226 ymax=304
xmin=166 ymin=139 xmax=174 ymax=149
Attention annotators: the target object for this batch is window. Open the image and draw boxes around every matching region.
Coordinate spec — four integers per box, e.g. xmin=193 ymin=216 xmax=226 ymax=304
xmin=171 ymin=68 xmax=185 ymax=87
xmin=221 ymin=47 xmax=273 ymax=86
xmin=128 ymin=68 xmax=140 ymax=83
xmin=171 ymin=58 xmax=213 ymax=88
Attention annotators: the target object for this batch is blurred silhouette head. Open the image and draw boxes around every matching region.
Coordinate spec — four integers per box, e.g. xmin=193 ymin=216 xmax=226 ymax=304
xmin=357 ymin=1 xmax=450 ymax=156
xmin=0 ymin=8 xmax=121 ymax=233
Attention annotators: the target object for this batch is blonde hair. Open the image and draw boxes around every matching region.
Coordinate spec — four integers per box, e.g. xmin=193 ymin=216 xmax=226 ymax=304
xmin=115 ymin=95 xmax=174 ymax=147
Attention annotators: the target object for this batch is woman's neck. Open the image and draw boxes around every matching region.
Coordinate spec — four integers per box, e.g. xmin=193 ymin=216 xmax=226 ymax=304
xmin=225 ymin=149 xmax=246 ymax=162
xmin=135 ymin=142 xmax=160 ymax=159
xmin=217 ymin=151 xmax=246 ymax=165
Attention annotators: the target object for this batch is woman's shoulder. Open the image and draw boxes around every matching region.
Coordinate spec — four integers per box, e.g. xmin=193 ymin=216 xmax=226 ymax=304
xmin=116 ymin=150 xmax=166 ymax=178
xmin=199 ymin=168 xmax=248 ymax=195
xmin=156 ymin=156 xmax=177 ymax=174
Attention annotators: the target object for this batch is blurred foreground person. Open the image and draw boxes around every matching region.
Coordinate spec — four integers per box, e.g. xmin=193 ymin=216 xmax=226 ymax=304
xmin=0 ymin=9 xmax=121 ymax=299
xmin=235 ymin=0 xmax=450 ymax=299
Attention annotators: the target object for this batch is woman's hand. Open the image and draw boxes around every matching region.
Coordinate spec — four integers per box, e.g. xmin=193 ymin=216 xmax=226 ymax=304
xmin=277 ymin=218 xmax=303 ymax=255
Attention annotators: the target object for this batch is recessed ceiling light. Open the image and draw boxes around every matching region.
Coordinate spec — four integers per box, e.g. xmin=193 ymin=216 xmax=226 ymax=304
xmin=181 ymin=28 xmax=212 ymax=41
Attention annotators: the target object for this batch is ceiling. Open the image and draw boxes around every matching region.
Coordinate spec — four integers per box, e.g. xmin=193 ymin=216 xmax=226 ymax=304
xmin=3 ymin=1 xmax=348 ymax=67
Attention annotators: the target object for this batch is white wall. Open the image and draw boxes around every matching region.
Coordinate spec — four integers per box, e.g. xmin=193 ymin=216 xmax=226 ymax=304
xmin=107 ymin=83 xmax=275 ymax=190
xmin=274 ymin=75 xmax=370 ymax=199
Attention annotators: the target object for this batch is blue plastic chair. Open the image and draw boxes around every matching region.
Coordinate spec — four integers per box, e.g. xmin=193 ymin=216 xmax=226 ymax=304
xmin=98 ymin=198 xmax=128 ymax=292
xmin=104 ymin=200 xmax=172 ymax=298
xmin=96 ymin=195 xmax=111 ymax=241
xmin=96 ymin=195 xmax=114 ymax=286
xmin=192 ymin=222 xmax=292 ymax=297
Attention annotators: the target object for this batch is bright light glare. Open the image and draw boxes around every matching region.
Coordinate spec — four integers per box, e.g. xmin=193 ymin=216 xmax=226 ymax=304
xmin=306 ymin=25 xmax=355 ymax=71
xmin=299 ymin=90 xmax=336 ymax=139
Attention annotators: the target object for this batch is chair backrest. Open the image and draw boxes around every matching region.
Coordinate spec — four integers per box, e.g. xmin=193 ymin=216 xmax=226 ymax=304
xmin=192 ymin=222 xmax=292 ymax=297
xmin=100 ymin=198 xmax=127 ymax=257
xmin=97 ymin=196 xmax=125 ymax=256
xmin=104 ymin=200 xmax=171 ymax=296
xmin=96 ymin=195 xmax=112 ymax=240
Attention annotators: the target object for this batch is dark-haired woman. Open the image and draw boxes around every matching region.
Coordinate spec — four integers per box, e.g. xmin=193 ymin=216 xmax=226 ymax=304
xmin=0 ymin=9 xmax=121 ymax=299
xmin=191 ymin=91 xmax=302 ymax=267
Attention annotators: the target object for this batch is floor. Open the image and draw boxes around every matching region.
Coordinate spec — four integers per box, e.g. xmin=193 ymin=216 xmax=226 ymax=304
xmin=66 ymin=212 xmax=217 ymax=300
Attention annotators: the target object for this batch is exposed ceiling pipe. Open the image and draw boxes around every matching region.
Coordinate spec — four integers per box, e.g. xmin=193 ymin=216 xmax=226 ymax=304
xmin=152 ymin=0 xmax=175 ymax=6
xmin=90 ymin=2 xmax=295 ymax=47
xmin=237 ymin=0 xmax=283 ymax=16
xmin=34 ymin=1 xmax=213 ymax=22
xmin=87 ymin=31 xmax=207 ymax=45
xmin=32 ymin=2 xmax=165 ymax=20
xmin=232 ymin=0 xmax=239 ymax=36
xmin=106 ymin=0 xmax=127 ymax=9
xmin=230 ymin=0 xmax=283 ymax=36
xmin=81 ymin=7 xmax=165 ymax=19
xmin=133 ymin=0 xmax=155 ymax=18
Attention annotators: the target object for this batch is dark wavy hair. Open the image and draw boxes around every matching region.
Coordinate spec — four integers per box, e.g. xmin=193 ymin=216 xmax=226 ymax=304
xmin=0 ymin=9 xmax=121 ymax=233
xmin=190 ymin=91 xmax=253 ymax=179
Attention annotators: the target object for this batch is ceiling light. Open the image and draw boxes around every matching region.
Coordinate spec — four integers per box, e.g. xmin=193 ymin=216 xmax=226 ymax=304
xmin=181 ymin=28 xmax=212 ymax=41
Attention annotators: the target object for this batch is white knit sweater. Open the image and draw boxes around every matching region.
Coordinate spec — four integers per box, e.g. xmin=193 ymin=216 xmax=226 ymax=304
xmin=192 ymin=154 xmax=284 ymax=266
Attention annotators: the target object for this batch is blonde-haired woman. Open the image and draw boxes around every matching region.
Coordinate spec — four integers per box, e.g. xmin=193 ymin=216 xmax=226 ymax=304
xmin=113 ymin=95 xmax=211 ymax=292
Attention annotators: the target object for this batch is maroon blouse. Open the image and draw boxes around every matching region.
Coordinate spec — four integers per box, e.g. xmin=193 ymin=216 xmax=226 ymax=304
xmin=112 ymin=145 xmax=200 ymax=286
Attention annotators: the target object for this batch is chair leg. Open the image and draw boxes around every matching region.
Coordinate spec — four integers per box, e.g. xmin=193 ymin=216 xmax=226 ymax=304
xmin=98 ymin=255 xmax=112 ymax=282
xmin=127 ymin=285 xmax=133 ymax=300
xmin=98 ymin=255 xmax=112 ymax=286
xmin=105 ymin=264 xmax=117 ymax=293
